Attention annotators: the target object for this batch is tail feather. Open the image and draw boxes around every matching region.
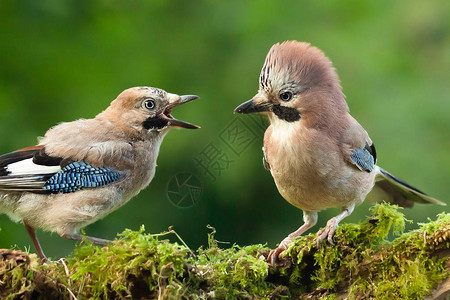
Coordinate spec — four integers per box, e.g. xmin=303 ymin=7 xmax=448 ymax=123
xmin=370 ymin=167 xmax=446 ymax=207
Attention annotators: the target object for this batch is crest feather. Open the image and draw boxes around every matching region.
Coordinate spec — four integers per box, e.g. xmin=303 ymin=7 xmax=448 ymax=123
xmin=259 ymin=41 xmax=340 ymax=92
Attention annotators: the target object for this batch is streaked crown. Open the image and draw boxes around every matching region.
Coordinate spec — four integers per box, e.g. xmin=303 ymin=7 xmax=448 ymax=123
xmin=259 ymin=41 xmax=341 ymax=94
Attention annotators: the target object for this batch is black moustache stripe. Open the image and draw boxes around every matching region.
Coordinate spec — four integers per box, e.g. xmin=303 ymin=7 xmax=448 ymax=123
xmin=272 ymin=104 xmax=301 ymax=122
xmin=143 ymin=116 xmax=169 ymax=130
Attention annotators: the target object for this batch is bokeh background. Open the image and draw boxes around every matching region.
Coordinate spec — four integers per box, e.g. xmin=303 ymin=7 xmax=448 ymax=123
xmin=0 ymin=1 xmax=449 ymax=259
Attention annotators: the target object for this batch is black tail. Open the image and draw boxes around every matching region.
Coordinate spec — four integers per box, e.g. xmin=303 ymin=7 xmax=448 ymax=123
xmin=372 ymin=167 xmax=445 ymax=207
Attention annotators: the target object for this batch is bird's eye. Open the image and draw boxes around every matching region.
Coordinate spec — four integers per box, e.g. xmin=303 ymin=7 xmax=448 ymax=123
xmin=279 ymin=91 xmax=293 ymax=101
xmin=144 ymin=100 xmax=155 ymax=110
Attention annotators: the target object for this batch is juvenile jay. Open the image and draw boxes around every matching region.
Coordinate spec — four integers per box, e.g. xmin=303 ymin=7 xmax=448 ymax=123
xmin=234 ymin=41 xmax=445 ymax=264
xmin=0 ymin=86 xmax=199 ymax=261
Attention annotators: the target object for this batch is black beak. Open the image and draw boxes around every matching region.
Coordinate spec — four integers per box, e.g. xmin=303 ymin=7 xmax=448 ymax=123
xmin=234 ymin=99 xmax=272 ymax=114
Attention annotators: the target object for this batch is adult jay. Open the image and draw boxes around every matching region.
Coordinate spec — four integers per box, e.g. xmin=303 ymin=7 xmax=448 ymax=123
xmin=234 ymin=41 xmax=445 ymax=264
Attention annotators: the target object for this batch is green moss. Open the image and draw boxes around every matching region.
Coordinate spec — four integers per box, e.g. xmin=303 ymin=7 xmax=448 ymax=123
xmin=284 ymin=203 xmax=449 ymax=299
xmin=0 ymin=250 xmax=36 ymax=299
xmin=61 ymin=225 xmax=191 ymax=299
xmin=1 ymin=204 xmax=448 ymax=298
xmin=30 ymin=225 xmax=286 ymax=299
xmin=192 ymin=226 xmax=285 ymax=299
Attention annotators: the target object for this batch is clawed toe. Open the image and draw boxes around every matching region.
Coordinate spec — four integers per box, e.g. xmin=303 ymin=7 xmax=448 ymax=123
xmin=317 ymin=229 xmax=335 ymax=247
xmin=317 ymin=218 xmax=338 ymax=247
xmin=40 ymin=257 xmax=65 ymax=265
xmin=268 ymin=247 xmax=286 ymax=266
xmin=267 ymin=236 xmax=292 ymax=266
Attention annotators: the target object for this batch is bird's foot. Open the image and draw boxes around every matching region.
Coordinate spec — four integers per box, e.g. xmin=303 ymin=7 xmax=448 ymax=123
xmin=317 ymin=217 xmax=338 ymax=247
xmin=267 ymin=236 xmax=292 ymax=266
xmin=81 ymin=235 xmax=112 ymax=246
xmin=61 ymin=233 xmax=113 ymax=246
xmin=39 ymin=257 xmax=66 ymax=265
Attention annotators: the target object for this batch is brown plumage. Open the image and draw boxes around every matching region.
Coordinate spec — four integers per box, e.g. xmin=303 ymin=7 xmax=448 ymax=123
xmin=235 ymin=41 xmax=445 ymax=265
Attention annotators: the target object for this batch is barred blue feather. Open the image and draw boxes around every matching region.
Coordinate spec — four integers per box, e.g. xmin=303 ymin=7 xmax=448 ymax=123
xmin=43 ymin=161 xmax=121 ymax=193
xmin=350 ymin=148 xmax=375 ymax=172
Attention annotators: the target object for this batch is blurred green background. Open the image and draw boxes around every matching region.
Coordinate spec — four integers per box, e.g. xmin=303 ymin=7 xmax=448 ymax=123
xmin=0 ymin=0 xmax=449 ymax=259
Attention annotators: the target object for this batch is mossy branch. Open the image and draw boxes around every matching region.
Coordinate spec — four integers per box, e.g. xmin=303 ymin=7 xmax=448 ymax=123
xmin=1 ymin=204 xmax=449 ymax=299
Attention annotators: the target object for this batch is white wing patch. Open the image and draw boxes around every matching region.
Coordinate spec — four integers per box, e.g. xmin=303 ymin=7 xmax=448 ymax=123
xmin=6 ymin=158 xmax=61 ymax=176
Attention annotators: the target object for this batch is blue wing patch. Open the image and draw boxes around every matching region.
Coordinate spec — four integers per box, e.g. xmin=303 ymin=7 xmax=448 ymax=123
xmin=350 ymin=148 xmax=375 ymax=172
xmin=43 ymin=161 xmax=121 ymax=193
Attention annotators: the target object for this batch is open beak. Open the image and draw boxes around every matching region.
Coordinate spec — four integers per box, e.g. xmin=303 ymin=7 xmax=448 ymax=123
xmin=234 ymin=98 xmax=272 ymax=114
xmin=160 ymin=95 xmax=200 ymax=129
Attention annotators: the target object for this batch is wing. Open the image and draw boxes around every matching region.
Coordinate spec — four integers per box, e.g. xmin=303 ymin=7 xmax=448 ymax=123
xmin=0 ymin=146 xmax=121 ymax=194
xmin=0 ymin=146 xmax=62 ymax=192
xmin=349 ymin=142 xmax=376 ymax=172
xmin=43 ymin=161 xmax=121 ymax=193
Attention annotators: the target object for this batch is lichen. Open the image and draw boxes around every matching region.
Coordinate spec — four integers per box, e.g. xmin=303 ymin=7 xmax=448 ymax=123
xmin=0 ymin=203 xmax=448 ymax=299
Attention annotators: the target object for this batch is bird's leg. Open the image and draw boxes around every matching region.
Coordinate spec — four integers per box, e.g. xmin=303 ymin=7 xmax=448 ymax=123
xmin=24 ymin=222 xmax=49 ymax=262
xmin=60 ymin=233 xmax=113 ymax=246
xmin=317 ymin=203 xmax=355 ymax=247
xmin=268 ymin=211 xmax=318 ymax=265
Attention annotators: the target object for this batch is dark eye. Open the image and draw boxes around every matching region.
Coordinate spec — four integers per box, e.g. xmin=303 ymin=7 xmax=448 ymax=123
xmin=144 ymin=100 xmax=155 ymax=109
xmin=279 ymin=91 xmax=293 ymax=101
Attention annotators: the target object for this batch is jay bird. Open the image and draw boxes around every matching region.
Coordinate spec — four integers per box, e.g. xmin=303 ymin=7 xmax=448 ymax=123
xmin=0 ymin=86 xmax=199 ymax=261
xmin=234 ymin=41 xmax=445 ymax=264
